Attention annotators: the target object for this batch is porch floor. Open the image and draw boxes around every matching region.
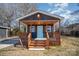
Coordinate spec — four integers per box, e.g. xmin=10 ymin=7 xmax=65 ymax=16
xmin=34 ymin=38 xmax=47 ymax=40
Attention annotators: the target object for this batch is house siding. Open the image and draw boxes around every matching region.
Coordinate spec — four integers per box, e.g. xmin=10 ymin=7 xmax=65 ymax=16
xmin=0 ymin=28 xmax=6 ymax=38
xmin=0 ymin=27 xmax=9 ymax=39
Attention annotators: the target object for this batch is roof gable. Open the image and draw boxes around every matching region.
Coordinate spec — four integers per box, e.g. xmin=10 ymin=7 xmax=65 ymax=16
xmin=17 ymin=10 xmax=63 ymax=21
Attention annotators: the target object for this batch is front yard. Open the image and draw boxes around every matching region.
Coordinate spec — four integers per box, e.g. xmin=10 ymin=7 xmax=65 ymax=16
xmin=0 ymin=36 xmax=79 ymax=56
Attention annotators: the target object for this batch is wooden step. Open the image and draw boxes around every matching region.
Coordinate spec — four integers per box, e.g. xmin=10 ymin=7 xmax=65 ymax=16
xmin=31 ymin=40 xmax=46 ymax=43
xmin=31 ymin=41 xmax=46 ymax=43
xmin=29 ymin=43 xmax=45 ymax=45
xmin=30 ymin=44 xmax=45 ymax=46
xmin=30 ymin=42 xmax=45 ymax=44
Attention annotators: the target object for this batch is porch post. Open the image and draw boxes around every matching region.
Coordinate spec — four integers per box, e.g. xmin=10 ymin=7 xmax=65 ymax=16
xmin=53 ymin=23 xmax=56 ymax=41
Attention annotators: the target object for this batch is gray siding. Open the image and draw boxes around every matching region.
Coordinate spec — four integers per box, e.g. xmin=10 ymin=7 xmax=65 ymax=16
xmin=0 ymin=28 xmax=6 ymax=38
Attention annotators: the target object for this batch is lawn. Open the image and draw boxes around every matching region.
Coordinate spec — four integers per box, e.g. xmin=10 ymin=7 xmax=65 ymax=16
xmin=0 ymin=36 xmax=79 ymax=56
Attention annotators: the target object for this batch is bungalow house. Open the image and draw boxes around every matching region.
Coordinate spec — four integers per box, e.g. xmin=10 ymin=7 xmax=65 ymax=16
xmin=18 ymin=10 xmax=63 ymax=49
xmin=0 ymin=26 xmax=9 ymax=39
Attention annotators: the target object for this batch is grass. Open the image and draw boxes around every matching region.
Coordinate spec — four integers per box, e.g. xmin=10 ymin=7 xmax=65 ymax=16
xmin=44 ymin=36 xmax=79 ymax=56
xmin=0 ymin=36 xmax=79 ymax=56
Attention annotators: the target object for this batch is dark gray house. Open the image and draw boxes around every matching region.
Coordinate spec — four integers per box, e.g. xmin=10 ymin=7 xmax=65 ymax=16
xmin=61 ymin=23 xmax=79 ymax=37
xmin=0 ymin=26 xmax=9 ymax=39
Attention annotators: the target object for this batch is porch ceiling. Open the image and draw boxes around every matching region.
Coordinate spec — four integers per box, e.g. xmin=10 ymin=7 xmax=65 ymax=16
xmin=21 ymin=20 xmax=58 ymax=25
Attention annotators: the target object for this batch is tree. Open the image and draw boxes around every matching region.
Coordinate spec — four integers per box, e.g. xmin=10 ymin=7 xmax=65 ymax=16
xmin=0 ymin=3 xmax=36 ymax=28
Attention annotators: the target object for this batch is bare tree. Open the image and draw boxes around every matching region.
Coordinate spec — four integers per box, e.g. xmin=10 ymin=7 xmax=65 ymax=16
xmin=0 ymin=3 xmax=36 ymax=28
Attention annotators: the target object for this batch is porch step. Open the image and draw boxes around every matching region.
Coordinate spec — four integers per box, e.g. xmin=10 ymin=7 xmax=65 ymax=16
xmin=29 ymin=40 xmax=46 ymax=45
xmin=29 ymin=47 xmax=45 ymax=50
xmin=29 ymin=43 xmax=46 ymax=46
xmin=32 ymin=40 xmax=46 ymax=42
xmin=34 ymin=38 xmax=47 ymax=40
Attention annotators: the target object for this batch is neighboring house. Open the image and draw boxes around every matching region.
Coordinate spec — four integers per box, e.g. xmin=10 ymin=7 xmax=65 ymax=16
xmin=18 ymin=10 xmax=63 ymax=49
xmin=0 ymin=14 xmax=10 ymax=39
xmin=61 ymin=23 xmax=79 ymax=37
xmin=0 ymin=26 xmax=9 ymax=39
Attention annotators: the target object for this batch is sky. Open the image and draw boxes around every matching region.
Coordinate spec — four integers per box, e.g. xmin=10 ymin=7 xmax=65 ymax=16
xmin=37 ymin=3 xmax=79 ymax=12
xmin=36 ymin=3 xmax=79 ymax=27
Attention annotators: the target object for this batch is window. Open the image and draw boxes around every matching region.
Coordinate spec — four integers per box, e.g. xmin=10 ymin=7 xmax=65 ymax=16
xmin=30 ymin=26 xmax=35 ymax=32
xmin=46 ymin=26 xmax=51 ymax=32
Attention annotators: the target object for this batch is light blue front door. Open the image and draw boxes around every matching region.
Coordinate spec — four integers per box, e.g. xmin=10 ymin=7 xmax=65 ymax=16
xmin=37 ymin=26 xmax=43 ymax=38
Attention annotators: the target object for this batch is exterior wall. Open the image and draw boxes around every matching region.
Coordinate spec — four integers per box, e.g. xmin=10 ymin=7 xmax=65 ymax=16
xmin=73 ymin=25 xmax=79 ymax=31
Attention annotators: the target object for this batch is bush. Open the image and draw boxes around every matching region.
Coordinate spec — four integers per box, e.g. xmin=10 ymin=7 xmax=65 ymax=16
xmin=9 ymin=28 xmax=22 ymax=36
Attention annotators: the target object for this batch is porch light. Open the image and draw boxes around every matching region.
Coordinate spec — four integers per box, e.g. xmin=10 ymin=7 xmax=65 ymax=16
xmin=37 ymin=14 xmax=40 ymax=19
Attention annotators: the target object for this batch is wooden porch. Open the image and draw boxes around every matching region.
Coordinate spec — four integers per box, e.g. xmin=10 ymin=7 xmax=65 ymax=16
xmin=18 ymin=31 xmax=60 ymax=49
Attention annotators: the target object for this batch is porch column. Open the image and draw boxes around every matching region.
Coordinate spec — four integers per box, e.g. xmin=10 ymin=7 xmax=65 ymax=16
xmin=53 ymin=20 xmax=60 ymax=45
xmin=53 ymin=22 xmax=57 ymax=41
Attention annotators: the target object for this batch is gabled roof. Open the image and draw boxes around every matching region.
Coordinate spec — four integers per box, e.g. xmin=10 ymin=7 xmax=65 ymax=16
xmin=17 ymin=10 xmax=63 ymax=21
